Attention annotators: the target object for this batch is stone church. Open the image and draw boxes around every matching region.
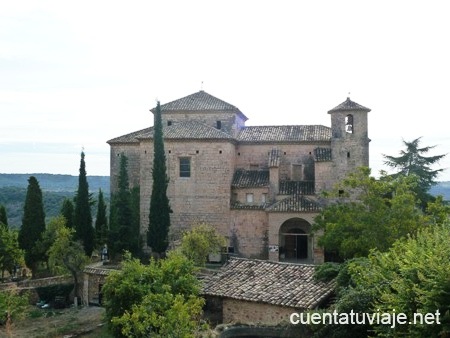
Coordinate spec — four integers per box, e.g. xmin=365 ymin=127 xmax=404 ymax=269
xmin=107 ymin=90 xmax=370 ymax=264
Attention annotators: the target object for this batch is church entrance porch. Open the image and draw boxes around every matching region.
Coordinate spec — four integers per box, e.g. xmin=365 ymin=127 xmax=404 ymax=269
xmin=278 ymin=218 xmax=313 ymax=264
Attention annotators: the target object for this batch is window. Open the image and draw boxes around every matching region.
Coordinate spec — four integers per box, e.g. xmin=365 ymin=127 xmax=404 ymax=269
xmin=246 ymin=193 xmax=254 ymax=203
xmin=167 ymin=121 xmax=172 ymax=126
xmin=345 ymin=114 xmax=353 ymax=133
xmin=216 ymin=121 xmax=222 ymax=129
xmin=261 ymin=193 xmax=268 ymax=203
xmin=179 ymin=158 xmax=191 ymax=177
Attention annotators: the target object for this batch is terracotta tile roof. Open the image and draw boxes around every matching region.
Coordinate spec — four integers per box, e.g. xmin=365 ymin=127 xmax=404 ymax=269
xmin=230 ymin=202 xmax=268 ymax=210
xmin=107 ymin=127 xmax=153 ymax=144
xmin=83 ymin=266 xmax=118 ymax=276
xmin=108 ymin=121 xmax=234 ymax=143
xmin=266 ymin=195 xmax=321 ymax=212
xmin=202 ymin=257 xmax=335 ymax=309
xmin=328 ymin=97 xmax=371 ymax=113
xmin=268 ymin=148 xmax=281 ymax=167
xmin=238 ymin=125 xmax=331 ymax=143
xmin=232 ymin=169 xmax=269 ymax=188
xmin=314 ymin=147 xmax=332 ymax=162
xmin=151 ymin=90 xmax=248 ymax=121
xmin=279 ymin=181 xmax=315 ymax=195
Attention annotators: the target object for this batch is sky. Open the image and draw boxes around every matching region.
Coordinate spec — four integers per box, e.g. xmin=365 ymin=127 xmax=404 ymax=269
xmin=1 ymin=1 xmax=450 ymax=180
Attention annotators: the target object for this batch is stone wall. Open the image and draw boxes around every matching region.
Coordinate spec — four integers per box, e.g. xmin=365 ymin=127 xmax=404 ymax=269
xmin=140 ymin=139 xmax=236 ymax=244
xmin=110 ymin=143 xmax=141 ymax=193
xmin=230 ymin=209 xmax=268 ymax=259
xmin=223 ymin=298 xmax=295 ymax=325
xmin=235 ymin=143 xmax=329 ymax=182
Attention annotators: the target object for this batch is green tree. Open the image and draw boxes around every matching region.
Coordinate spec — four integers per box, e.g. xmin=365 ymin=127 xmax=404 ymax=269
xmin=383 ymin=137 xmax=447 ymax=207
xmin=313 ymin=167 xmax=427 ymax=260
xmin=110 ymin=154 xmax=140 ymax=257
xmin=102 ymin=251 xmax=204 ymax=338
xmin=179 ymin=223 xmax=226 ymax=266
xmin=0 ymin=289 xmax=29 ymax=337
xmin=95 ymin=189 xmax=108 ymax=248
xmin=47 ymin=216 xmax=89 ymax=302
xmin=0 ymin=204 xmax=8 ymax=227
xmin=74 ymin=151 xmax=95 ymax=256
xmin=148 ymin=101 xmax=172 ymax=255
xmin=60 ymin=198 xmax=74 ymax=229
xmin=0 ymin=227 xmax=23 ymax=279
xmin=349 ymin=222 xmax=450 ymax=337
xmin=18 ymin=176 xmax=46 ymax=276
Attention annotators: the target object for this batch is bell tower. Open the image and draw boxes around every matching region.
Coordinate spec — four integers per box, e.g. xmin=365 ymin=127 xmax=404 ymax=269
xmin=328 ymin=97 xmax=371 ymax=183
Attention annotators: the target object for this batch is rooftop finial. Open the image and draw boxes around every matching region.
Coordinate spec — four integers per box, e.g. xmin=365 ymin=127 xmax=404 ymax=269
xmin=348 ymin=92 xmax=351 ymax=99
xmin=201 ymin=81 xmax=204 ymax=91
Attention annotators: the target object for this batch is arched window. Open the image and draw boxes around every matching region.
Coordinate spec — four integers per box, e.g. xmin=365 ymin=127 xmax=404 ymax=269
xmin=345 ymin=114 xmax=353 ymax=133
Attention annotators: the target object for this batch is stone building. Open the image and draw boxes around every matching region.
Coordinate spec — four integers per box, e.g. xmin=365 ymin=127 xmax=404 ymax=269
xmin=202 ymin=257 xmax=335 ymax=325
xmin=107 ymin=90 xmax=371 ymax=264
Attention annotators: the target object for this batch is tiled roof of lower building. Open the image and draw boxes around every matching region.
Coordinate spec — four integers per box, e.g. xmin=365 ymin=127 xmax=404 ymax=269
xmin=108 ymin=121 xmax=234 ymax=143
xmin=279 ymin=181 xmax=315 ymax=195
xmin=266 ymin=195 xmax=321 ymax=212
xmin=232 ymin=169 xmax=269 ymax=188
xmin=230 ymin=202 xmax=268 ymax=210
xmin=202 ymin=257 xmax=335 ymax=309
xmin=238 ymin=125 xmax=331 ymax=143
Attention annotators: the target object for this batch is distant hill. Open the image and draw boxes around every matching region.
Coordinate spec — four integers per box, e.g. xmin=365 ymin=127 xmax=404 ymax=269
xmin=429 ymin=181 xmax=450 ymax=200
xmin=0 ymin=173 xmax=109 ymax=193
xmin=0 ymin=174 xmax=110 ymax=229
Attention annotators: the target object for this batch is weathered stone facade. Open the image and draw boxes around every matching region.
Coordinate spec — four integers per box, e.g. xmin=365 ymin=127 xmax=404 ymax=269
xmin=108 ymin=91 xmax=371 ymax=264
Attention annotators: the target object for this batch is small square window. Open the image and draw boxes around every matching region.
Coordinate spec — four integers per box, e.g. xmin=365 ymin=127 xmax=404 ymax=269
xmin=216 ymin=121 xmax=222 ymax=129
xmin=179 ymin=158 xmax=191 ymax=177
xmin=246 ymin=193 xmax=254 ymax=203
xmin=261 ymin=193 xmax=268 ymax=203
xmin=168 ymin=121 xmax=172 ymax=126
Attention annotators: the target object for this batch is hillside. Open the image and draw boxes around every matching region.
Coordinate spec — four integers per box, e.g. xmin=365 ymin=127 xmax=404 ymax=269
xmin=0 ymin=173 xmax=109 ymax=193
xmin=429 ymin=181 xmax=450 ymax=200
xmin=0 ymin=174 xmax=110 ymax=228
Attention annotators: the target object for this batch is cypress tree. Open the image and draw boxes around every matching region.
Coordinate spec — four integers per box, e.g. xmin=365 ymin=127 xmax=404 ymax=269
xmin=0 ymin=204 xmax=7 ymax=227
xmin=148 ymin=101 xmax=171 ymax=255
xmin=74 ymin=151 xmax=95 ymax=256
xmin=109 ymin=154 xmax=140 ymax=256
xmin=18 ymin=176 xmax=46 ymax=275
xmin=95 ymin=189 xmax=108 ymax=248
xmin=60 ymin=198 xmax=74 ymax=229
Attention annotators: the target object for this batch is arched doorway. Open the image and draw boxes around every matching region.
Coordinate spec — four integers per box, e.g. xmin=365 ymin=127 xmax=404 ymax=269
xmin=279 ymin=218 xmax=311 ymax=263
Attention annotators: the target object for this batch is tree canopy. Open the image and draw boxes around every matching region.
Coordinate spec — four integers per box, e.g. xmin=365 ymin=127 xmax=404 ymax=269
xmin=383 ymin=137 xmax=447 ymax=207
xmin=74 ymin=151 xmax=95 ymax=256
xmin=313 ymin=167 xmax=431 ymax=260
xmin=60 ymin=198 xmax=74 ymax=229
xmin=95 ymin=188 xmax=108 ymax=249
xmin=0 ymin=204 xmax=8 ymax=226
xmin=179 ymin=223 xmax=226 ymax=266
xmin=47 ymin=216 xmax=89 ymax=301
xmin=102 ymin=252 xmax=204 ymax=337
xmin=148 ymin=101 xmax=172 ymax=255
xmin=109 ymin=154 xmax=140 ymax=257
xmin=18 ymin=176 xmax=46 ymax=276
